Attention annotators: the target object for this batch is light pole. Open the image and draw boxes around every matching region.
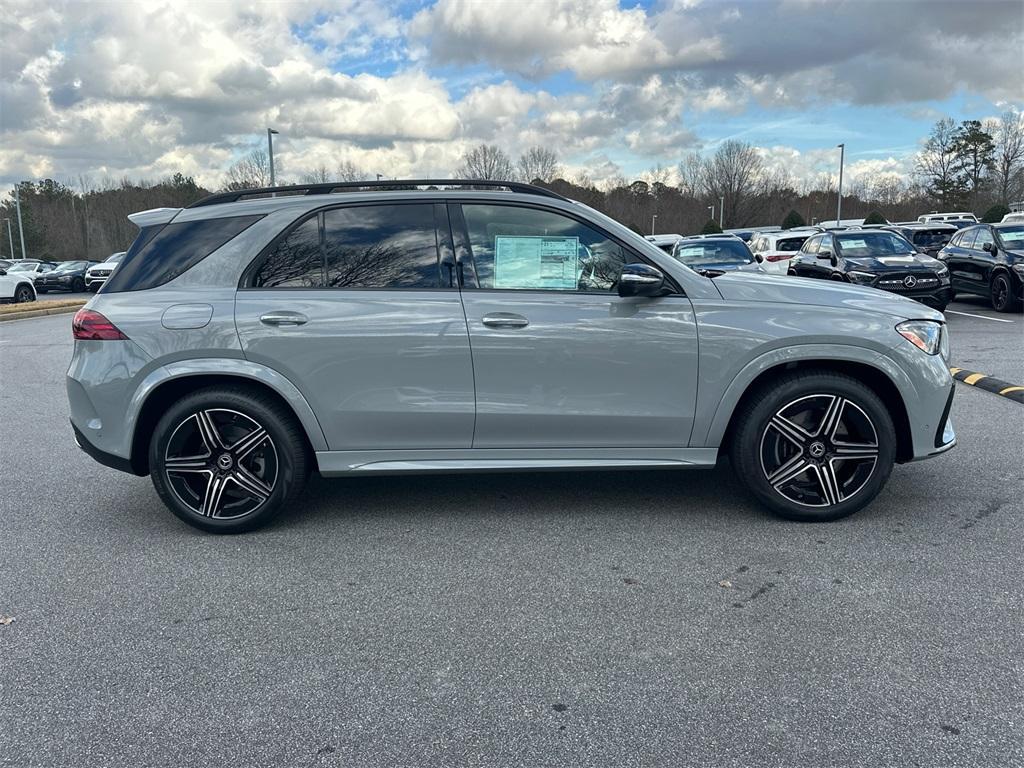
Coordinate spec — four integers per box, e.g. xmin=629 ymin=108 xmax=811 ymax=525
xmin=376 ymin=173 xmax=384 ymax=181
xmin=707 ymin=204 xmax=714 ymax=222
xmin=13 ymin=185 xmax=26 ymax=259
xmin=2 ymin=218 xmax=14 ymax=261
xmin=836 ymin=143 xmax=845 ymax=225
xmin=719 ymin=195 xmax=725 ymax=228
xmin=267 ymin=128 xmax=279 ymax=187
xmin=651 ymin=214 xmax=658 ymax=235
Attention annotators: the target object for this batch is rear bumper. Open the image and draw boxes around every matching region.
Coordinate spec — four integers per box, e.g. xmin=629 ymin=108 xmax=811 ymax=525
xmin=72 ymin=421 xmax=145 ymax=475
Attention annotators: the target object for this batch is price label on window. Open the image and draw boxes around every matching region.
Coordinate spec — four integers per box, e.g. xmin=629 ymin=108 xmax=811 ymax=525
xmin=494 ymin=236 xmax=579 ymax=289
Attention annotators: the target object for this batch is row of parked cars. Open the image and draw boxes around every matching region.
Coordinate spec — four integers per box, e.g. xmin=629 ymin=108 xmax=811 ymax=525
xmin=0 ymin=252 xmax=125 ymax=303
xmin=646 ymin=214 xmax=1023 ymax=312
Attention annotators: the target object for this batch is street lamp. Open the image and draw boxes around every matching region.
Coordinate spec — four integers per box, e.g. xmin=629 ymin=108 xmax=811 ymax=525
xmin=267 ymin=128 xmax=279 ymax=187
xmin=707 ymin=204 xmax=714 ymax=222
xmin=651 ymin=214 xmax=658 ymax=235
xmin=836 ymin=143 xmax=845 ymax=225
xmin=376 ymin=173 xmax=384 ymax=181
xmin=719 ymin=195 xmax=725 ymax=227
xmin=13 ymin=185 xmax=26 ymax=259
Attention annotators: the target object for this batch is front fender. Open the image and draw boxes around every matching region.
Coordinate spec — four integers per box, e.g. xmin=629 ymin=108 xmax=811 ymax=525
xmin=127 ymin=358 xmax=329 ymax=453
xmin=696 ymin=343 xmax=917 ymax=448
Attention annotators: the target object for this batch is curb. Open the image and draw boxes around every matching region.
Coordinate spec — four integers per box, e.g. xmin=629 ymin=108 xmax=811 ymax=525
xmin=950 ymin=367 xmax=1024 ymax=405
xmin=0 ymin=301 xmax=86 ymax=323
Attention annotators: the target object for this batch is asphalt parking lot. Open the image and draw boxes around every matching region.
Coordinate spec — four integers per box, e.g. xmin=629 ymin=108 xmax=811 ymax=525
xmin=1 ymin=303 xmax=1021 ymax=768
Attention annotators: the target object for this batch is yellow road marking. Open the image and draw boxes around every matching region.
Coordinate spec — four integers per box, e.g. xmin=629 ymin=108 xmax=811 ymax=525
xmin=949 ymin=367 xmax=962 ymax=375
xmin=999 ymin=386 xmax=1024 ymax=396
xmin=963 ymin=373 xmax=987 ymax=385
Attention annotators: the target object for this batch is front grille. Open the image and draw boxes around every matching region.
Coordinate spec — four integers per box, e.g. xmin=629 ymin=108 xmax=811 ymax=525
xmin=90 ymin=271 xmax=111 ymax=278
xmin=876 ymin=273 xmax=940 ymax=292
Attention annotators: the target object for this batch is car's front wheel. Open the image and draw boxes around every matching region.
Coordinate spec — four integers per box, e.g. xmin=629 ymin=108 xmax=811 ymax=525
xmin=730 ymin=370 xmax=896 ymax=522
xmin=14 ymin=284 xmax=34 ymax=303
xmin=72 ymin=277 xmax=86 ymax=292
xmin=149 ymin=386 xmax=309 ymax=533
xmin=990 ymin=271 xmax=1021 ymax=313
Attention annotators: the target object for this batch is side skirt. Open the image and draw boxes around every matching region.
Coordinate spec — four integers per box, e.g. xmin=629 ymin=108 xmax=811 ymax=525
xmin=315 ymin=448 xmax=720 ymax=476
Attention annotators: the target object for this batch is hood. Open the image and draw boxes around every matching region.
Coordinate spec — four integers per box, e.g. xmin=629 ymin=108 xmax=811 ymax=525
xmin=684 ymin=260 xmax=758 ymax=274
xmin=843 ymin=254 xmax=939 ymax=272
xmin=711 ymin=272 xmax=944 ymax=322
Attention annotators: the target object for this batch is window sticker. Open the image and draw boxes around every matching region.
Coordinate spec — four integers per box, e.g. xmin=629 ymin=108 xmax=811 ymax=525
xmin=494 ymin=235 xmax=580 ymax=289
xmin=841 ymin=239 xmax=867 ymax=249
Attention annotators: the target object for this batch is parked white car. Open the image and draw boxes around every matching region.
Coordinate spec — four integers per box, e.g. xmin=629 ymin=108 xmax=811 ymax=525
xmin=0 ymin=265 xmax=37 ymax=303
xmin=1001 ymin=212 xmax=1024 ymax=223
xmin=748 ymin=229 xmax=817 ymax=274
xmin=918 ymin=212 xmax=978 ymax=223
xmin=85 ymin=251 xmax=126 ymax=292
xmin=644 ymin=234 xmax=684 ymax=254
xmin=3 ymin=260 xmax=55 ymax=282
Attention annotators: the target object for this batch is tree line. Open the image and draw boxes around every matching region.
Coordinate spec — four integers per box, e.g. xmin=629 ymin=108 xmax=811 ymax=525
xmin=3 ymin=113 xmax=1021 ymax=262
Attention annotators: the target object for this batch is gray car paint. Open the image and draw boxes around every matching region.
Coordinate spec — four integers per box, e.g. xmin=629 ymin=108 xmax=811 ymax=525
xmin=67 ymin=190 xmax=955 ymax=477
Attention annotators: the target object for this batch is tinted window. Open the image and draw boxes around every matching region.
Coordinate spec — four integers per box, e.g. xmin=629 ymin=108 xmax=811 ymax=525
xmin=673 ymin=240 xmax=753 ymax=266
xmin=834 ymin=232 xmax=913 ymax=257
xmin=777 ymin=237 xmax=807 ymax=252
xmin=912 ymin=229 xmax=952 ymax=248
xmin=960 ymin=229 xmax=980 ymax=249
xmin=324 ymin=204 xmax=439 ymax=288
xmin=104 ymin=215 xmax=262 ymax=293
xmin=819 ymin=234 xmax=834 ymax=253
xmin=976 ymin=227 xmax=995 ymax=252
xmin=802 ymin=236 xmax=820 ymax=255
xmin=461 ymin=204 xmax=631 ymax=292
xmin=252 ymin=216 xmax=323 ymax=288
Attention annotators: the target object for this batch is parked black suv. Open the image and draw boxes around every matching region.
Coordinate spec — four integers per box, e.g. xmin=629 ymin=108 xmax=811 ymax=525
xmin=936 ymin=223 xmax=1024 ymax=312
xmin=35 ymin=260 xmax=97 ymax=293
xmin=789 ymin=229 xmax=952 ymax=310
xmin=880 ymin=223 xmax=957 ymax=258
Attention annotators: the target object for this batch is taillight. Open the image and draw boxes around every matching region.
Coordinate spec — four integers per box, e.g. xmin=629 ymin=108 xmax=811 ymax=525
xmin=765 ymin=253 xmax=793 ymax=262
xmin=72 ymin=309 xmax=128 ymax=340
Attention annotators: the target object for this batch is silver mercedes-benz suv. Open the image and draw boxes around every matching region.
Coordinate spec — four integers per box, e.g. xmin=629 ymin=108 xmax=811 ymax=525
xmin=67 ymin=180 xmax=956 ymax=533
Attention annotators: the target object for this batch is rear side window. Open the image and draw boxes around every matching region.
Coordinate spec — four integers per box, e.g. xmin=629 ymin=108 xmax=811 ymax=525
xmin=250 ymin=204 xmax=440 ymax=289
xmin=104 ymin=215 xmax=262 ymax=293
xmin=777 ymin=237 xmax=806 ymax=252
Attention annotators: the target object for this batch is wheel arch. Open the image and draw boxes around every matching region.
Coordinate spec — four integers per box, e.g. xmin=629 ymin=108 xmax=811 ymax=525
xmin=705 ymin=348 xmax=915 ymax=464
xmin=127 ymin=361 xmax=328 ymax=475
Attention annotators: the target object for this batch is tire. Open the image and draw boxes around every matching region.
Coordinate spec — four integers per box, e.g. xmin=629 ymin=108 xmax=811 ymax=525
xmin=149 ymin=386 xmax=309 ymax=533
xmin=72 ymin=277 xmax=85 ymax=292
xmin=729 ymin=370 xmax=896 ymax=522
xmin=14 ymin=284 xmax=34 ymax=303
xmin=990 ymin=272 xmax=1021 ymax=313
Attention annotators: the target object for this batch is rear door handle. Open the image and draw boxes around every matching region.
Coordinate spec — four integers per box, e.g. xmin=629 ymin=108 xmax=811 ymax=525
xmin=260 ymin=311 xmax=308 ymax=327
xmin=481 ymin=312 xmax=529 ymax=329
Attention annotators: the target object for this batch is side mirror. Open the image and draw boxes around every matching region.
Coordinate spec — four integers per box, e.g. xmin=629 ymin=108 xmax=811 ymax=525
xmin=816 ymin=250 xmax=832 ymax=260
xmin=983 ymin=242 xmax=996 ymax=254
xmin=618 ymin=263 xmax=666 ymax=297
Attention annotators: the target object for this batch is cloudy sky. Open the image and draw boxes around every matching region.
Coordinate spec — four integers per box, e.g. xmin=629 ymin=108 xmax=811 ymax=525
xmin=2 ymin=0 xmax=1022 ymax=191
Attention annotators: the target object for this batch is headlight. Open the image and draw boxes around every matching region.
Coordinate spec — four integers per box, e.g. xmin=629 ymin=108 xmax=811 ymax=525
xmin=848 ymin=271 xmax=876 ymax=284
xmin=935 ymin=263 xmax=949 ymax=276
xmin=896 ymin=320 xmax=943 ymax=355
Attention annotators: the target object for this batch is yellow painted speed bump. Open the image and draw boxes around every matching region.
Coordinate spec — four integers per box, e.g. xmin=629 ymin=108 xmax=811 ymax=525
xmin=950 ymin=367 xmax=1024 ymax=405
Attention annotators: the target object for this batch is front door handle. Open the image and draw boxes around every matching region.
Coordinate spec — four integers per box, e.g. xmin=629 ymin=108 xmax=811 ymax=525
xmin=481 ymin=312 xmax=529 ymax=329
xmin=260 ymin=311 xmax=308 ymax=327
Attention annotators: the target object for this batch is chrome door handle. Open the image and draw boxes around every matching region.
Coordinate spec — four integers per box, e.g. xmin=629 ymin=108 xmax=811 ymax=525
xmin=260 ymin=311 xmax=308 ymax=326
xmin=481 ymin=312 xmax=529 ymax=329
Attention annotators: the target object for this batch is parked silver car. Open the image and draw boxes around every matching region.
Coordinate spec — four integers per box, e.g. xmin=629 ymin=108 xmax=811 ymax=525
xmin=68 ymin=181 xmax=956 ymax=533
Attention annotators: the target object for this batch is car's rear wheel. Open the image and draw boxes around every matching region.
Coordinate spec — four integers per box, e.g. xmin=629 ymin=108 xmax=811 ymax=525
xmin=990 ymin=272 xmax=1020 ymax=313
xmin=730 ymin=370 xmax=896 ymax=522
xmin=149 ymin=386 xmax=309 ymax=533
xmin=14 ymin=284 xmax=34 ymax=303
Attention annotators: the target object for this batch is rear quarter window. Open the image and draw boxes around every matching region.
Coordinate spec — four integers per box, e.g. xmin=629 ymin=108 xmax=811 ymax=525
xmin=103 ymin=215 xmax=263 ymax=293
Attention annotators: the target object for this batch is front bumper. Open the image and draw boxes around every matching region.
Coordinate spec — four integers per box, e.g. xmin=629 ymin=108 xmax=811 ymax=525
xmin=875 ymin=284 xmax=952 ymax=308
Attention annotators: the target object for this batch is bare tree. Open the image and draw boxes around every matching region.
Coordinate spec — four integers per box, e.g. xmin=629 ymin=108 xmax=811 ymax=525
xmin=916 ymin=118 xmax=966 ymax=208
xmin=336 ymin=160 xmax=367 ymax=182
xmin=517 ymin=147 xmax=561 ymax=183
xmin=698 ymin=140 xmax=766 ymax=227
xmin=989 ymin=110 xmax=1024 ymax=204
xmin=224 ymin=149 xmax=271 ymax=190
xmin=302 ymin=164 xmax=331 ymax=184
xmin=457 ymin=144 xmax=515 ymax=180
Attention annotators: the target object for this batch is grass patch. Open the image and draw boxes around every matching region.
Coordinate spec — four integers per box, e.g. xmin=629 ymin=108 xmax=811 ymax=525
xmin=0 ymin=299 xmax=85 ymax=315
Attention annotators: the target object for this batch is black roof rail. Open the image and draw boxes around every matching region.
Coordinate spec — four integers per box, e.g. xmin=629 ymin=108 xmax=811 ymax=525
xmin=187 ymin=179 xmax=570 ymax=208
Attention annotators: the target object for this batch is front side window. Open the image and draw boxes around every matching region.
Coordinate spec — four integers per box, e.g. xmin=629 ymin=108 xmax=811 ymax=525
xmin=976 ymin=227 xmax=995 ymax=252
xmin=818 ymin=234 xmax=834 ymax=254
xmin=251 ymin=204 xmax=440 ymax=289
xmin=801 ymin=236 xmax=821 ymax=255
xmin=959 ymin=229 xmax=980 ymax=250
xmin=461 ymin=204 xmax=631 ymax=292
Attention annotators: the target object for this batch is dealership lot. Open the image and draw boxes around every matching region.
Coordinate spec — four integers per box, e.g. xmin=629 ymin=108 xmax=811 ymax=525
xmin=0 ymin=307 xmax=1021 ymax=767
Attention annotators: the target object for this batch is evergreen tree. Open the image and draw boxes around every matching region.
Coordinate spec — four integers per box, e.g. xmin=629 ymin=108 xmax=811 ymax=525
xmin=781 ymin=209 xmax=806 ymax=229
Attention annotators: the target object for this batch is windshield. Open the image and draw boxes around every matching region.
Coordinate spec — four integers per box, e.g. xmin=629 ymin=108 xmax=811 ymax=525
xmin=7 ymin=262 xmax=36 ymax=272
xmin=106 ymin=252 xmax=126 ymax=263
xmin=912 ymin=229 xmax=952 ymax=248
xmin=776 ymin=237 xmax=807 ymax=252
xmin=673 ymin=240 xmax=753 ymax=266
xmin=997 ymin=225 xmax=1024 ymax=250
xmin=835 ymin=232 xmax=915 ymax=257
xmin=53 ymin=261 xmax=84 ymax=272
